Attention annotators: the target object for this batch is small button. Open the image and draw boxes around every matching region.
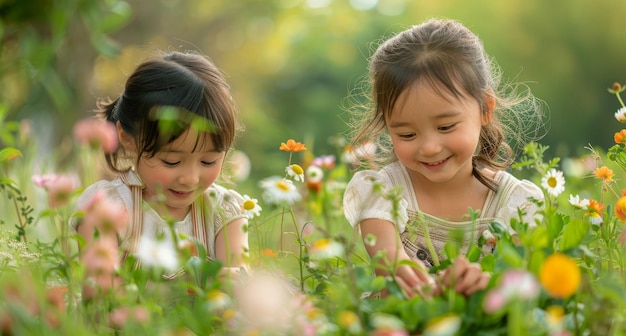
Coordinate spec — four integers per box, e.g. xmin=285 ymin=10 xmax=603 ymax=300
xmin=416 ymin=250 xmax=428 ymax=260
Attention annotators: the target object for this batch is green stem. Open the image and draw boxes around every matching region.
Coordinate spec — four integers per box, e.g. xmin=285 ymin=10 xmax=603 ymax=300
xmin=288 ymin=207 xmax=304 ymax=291
xmin=419 ymin=213 xmax=440 ymax=267
xmin=616 ymin=92 xmax=625 ymax=108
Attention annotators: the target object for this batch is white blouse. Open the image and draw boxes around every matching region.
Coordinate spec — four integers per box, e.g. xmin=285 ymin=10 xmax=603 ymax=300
xmin=69 ymin=170 xmax=246 ymax=261
xmin=343 ymin=161 xmax=544 ymax=266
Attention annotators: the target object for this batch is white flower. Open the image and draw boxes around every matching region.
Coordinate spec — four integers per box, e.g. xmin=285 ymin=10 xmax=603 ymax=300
xmin=241 ymin=194 xmax=262 ymax=219
xmin=541 ymin=169 xmax=566 ymax=197
xmin=308 ymin=238 xmax=344 ymax=260
xmin=423 ymin=313 xmax=462 ymax=336
xmin=305 ymin=165 xmax=324 ymax=184
xmin=615 ymin=106 xmax=626 ymax=123
xmin=568 ymin=194 xmax=590 ymax=210
xmin=260 ymin=176 xmax=302 ymax=205
xmin=136 ymin=236 xmax=179 ymax=272
xmin=285 ymin=164 xmax=305 ymax=182
xmin=588 ymin=212 xmax=603 ymax=226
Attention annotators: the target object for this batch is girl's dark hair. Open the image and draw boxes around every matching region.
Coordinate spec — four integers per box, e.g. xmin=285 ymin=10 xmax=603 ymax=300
xmin=347 ymin=18 xmax=546 ymax=191
xmin=96 ymin=51 xmax=239 ymax=174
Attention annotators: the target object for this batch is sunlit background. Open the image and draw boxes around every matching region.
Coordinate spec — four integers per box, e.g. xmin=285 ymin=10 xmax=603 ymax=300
xmin=2 ymin=0 xmax=625 ymax=194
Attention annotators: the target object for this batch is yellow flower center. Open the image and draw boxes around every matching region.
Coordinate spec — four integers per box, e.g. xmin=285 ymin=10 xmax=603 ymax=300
xmin=547 ymin=176 xmax=557 ymax=188
xmin=313 ymin=238 xmax=330 ymax=249
xmin=291 ymin=164 xmax=304 ymax=175
xmin=276 ymin=180 xmax=290 ymax=191
xmin=243 ymin=199 xmax=256 ymax=211
xmin=339 ymin=311 xmax=358 ymax=327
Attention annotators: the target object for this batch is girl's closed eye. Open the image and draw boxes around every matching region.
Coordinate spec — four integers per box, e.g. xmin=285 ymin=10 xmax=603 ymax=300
xmin=161 ymin=160 xmax=180 ymax=167
xmin=201 ymin=160 xmax=217 ymax=166
xmin=398 ymin=132 xmax=416 ymax=139
xmin=438 ymin=123 xmax=457 ymax=131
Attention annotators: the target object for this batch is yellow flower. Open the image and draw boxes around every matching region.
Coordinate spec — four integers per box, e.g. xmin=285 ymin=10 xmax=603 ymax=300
xmin=593 ymin=166 xmax=614 ymax=182
xmin=615 ymin=196 xmax=626 ymax=222
xmin=539 ymin=253 xmax=581 ymax=299
xmin=279 ymin=139 xmax=307 ymax=152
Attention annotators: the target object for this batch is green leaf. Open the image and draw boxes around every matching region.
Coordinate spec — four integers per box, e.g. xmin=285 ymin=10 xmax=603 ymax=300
xmin=0 ymin=147 xmax=22 ymax=163
xmin=560 ymin=219 xmax=590 ymax=251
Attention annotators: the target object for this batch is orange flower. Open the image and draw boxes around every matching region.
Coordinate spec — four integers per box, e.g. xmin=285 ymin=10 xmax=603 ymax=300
xmin=615 ymin=130 xmax=626 ymax=144
xmin=279 ymin=139 xmax=307 ymax=152
xmin=615 ymin=196 xmax=626 ymax=221
xmin=539 ymin=253 xmax=581 ymax=299
xmin=593 ymin=166 xmax=614 ymax=182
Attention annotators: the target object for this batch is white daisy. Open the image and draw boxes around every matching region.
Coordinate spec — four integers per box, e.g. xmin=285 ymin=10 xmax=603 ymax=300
xmin=241 ymin=194 xmax=262 ymax=219
xmin=588 ymin=212 xmax=603 ymax=226
xmin=308 ymin=238 xmax=344 ymax=260
xmin=285 ymin=164 xmax=305 ymax=182
xmin=615 ymin=107 xmax=626 ymax=123
xmin=568 ymin=194 xmax=590 ymax=210
xmin=305 ymin=165 xmax=324 ymax=184
xmin=541 ymin=169 xmax=566 ymax=197
xmin=260 ymin=176 xmax=302 ymax=205
xmin=136 ymin=236 xmax=179 ymax=272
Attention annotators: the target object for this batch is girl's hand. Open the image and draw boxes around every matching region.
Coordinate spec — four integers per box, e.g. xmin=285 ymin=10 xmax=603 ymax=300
xmin=392 ymin=261 xmax=437 ymax=299
xmin=436 ymin=256 xmax=490 ymax=296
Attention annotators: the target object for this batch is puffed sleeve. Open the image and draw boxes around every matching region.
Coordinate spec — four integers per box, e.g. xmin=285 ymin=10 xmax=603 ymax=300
xmin=207 ymin=184 xmax=247 ymax=235
xmin=496 ymin=178 xmax=544 ymax=231
xmin=343 ymin=170 xmax=409 ymax=232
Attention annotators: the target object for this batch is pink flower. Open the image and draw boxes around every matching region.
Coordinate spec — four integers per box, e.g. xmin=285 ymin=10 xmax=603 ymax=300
xmin=109 ymin=306 xmax=150 ymax=329
xmin=32 ymin=173 xmax=80 ymax=208
xmin=81 ymin=191 xmax=128 ymax=238
xmin=73 ymin=118 xmax=118 ymax=154
xmin=82 ymin=237 xmax=120 ymax=277
xmin=483 ymin=269 xmax=539 ymax=314
xmin=311 ymin=155 xmax=336 ymax=170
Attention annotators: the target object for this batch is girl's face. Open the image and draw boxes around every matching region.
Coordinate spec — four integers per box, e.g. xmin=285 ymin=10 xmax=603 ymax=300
xmin=386 ymin=80 xmax=487 ymax=186
xmin=136 ymin=127 xmax=225 ymax=220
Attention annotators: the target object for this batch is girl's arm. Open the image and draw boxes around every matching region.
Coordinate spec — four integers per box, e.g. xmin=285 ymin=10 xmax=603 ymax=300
xmin=215 ymin=217 xmax=249 ymax=275
xmin=360 ymin=218 xmax=434 ymax=298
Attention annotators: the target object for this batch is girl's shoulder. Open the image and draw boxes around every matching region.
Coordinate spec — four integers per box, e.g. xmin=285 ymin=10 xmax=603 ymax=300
xmin=347 ymin=161 xmax=406 ymax=190
xmin=202 ymin=183 xmax=245 ymax=208
xmin=495 ymin=170 xmax=544 ymax=201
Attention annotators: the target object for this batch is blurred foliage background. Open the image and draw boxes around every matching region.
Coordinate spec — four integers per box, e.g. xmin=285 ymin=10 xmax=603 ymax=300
xmin=2 ymin=0 xmax=626 ymax=195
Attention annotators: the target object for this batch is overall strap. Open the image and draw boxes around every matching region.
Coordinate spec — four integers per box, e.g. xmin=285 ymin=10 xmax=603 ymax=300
xmin=118 ymin=169 xmax=144 ymax=268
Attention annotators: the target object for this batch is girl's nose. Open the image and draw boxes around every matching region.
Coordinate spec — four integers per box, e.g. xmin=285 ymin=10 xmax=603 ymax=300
xmin=178 ymin=166 xmax=200 ymax=185
xmin=418 ymin=135 xmax=442 ymax=156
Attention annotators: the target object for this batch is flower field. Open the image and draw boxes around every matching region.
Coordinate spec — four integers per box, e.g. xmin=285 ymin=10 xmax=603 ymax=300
xmin=1 ymin=84 xmax=626 ymax=335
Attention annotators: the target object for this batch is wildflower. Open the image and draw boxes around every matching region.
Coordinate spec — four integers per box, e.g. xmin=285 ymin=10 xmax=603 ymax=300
xmin=260 ymin=176 xmax=301 ymax=205
xmin=615 ymin=107 xmax=626 ymax=124
xmin=82 ymin=237 xmax=120 ymax=276
xmin=136 ymin=236 xmax=180 ymax=272
xmin=73 ymin=118 xmax=119 ymax=153
xmin=615 ymin=196 xmax=626 ymax=221
xmin=32 ymin=173 xmax=80 ymax=209
xmin=568 ymin=194 xmax=590 ymax=210
xmin=594 ymin=166 xmax=614 ymax=183
xmin=260 ymin=248 xmax=277 ymax=257
xmin=423 ymin=313 xmax=462 ymax=336
xmin=205 ymin=289 xmax=233 ymax=312
xmin=286 ymin=164 xmax=305 ymax=182
xmin=338 ymin=311 xmax=362 ymax=334
xmin=539 ymin=253 xmax=581 ymax=299
xmin=541 ymin=169 xmax=565 ymax=197
xmin=584 ymin=199 xmax=604 ymax=225
xmin=311 ymin=155 xmax=336 ymax=170
xmin=109 ymin=306 xmax=150 ymax=329
xmin=609 ymin=82 xmax=624 ymax=93
xmin=241 ymin=195 xmax=262 ymax=219
xmin=615 ymin=129 xmax=626 ymax=144
xmin=483 ymin=269 xmax=539 ymax=314
xmin=305 ymin=165 xmax=324 ymax=192
xmin=545 ymin=305 xmax=566 ymax=334
xmin=279 ymin=139 xmax=307 ymax=152
xmin=228 ymin=150 xmax=251 ymax=182
xmin=81 ymin=191 xmax=129 ymax=237
xmin=370 ymin=313 xmax=408 ymax=336
xmin=342 ymin=141 xmax=377 ymax=165
xmin=308 ymin=238 xmax=344 ymax=260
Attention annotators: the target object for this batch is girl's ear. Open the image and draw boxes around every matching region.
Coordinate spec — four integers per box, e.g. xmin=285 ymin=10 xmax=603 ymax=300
xmin=116 ymin=121 xmax=136 ymax=151
xmin=482 ymin=89 xmax=495 ymax=125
